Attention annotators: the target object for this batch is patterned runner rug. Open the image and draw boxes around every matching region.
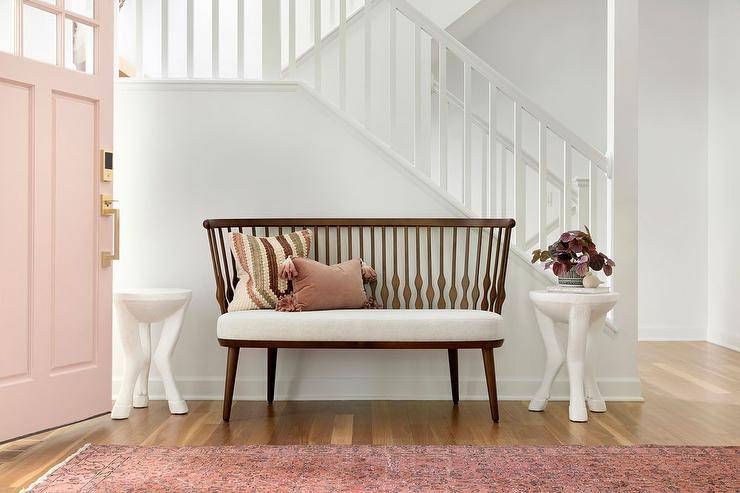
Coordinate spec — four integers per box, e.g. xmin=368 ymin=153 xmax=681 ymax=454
xmin=26 ymin=444 xmax=739 ymax=492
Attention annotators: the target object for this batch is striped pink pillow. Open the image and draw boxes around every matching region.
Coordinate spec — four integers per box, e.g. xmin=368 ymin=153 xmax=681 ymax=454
xmin=227 ymin=230 xmax=312 ymax=311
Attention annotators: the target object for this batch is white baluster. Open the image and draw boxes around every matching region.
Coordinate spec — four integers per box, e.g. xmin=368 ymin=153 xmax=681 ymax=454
xmin=388 ymin=2 xmax=396 ymax=146
xmin=414 ymin=26 xmax=431 ymax=176
xmin=606 ymin=164 xmax=614 ymax=262
xmin=589 ymin=160 xmax=598 ymax=242
xmin=488 ymin=83 xmax=497 ymax=217
xmin=262 ymin=0 xmax=281 ymax=79
xmin=186 ymin=0 xmax=194 ymax=78
xmin=339 ymin=0 xmax=347 ymax=109
xmin=314 ymin=0 xmax=322 ymax=90
xmin=463 ymin=62 xmax=472 ymax=207
xmin=562 ymin=142 xmax=573 ymax=231
xmin=364 ymin=0 xmax=372 ymax=126
xmin=161 ymin=0 xmax=169 ymax=78
xmin=538 ymin=121 xmax=548 ymax=251
xmin=438 ymin=43 xmax=448 ymax=191
xmin=575 ymin=176 xmax=590 ymax=231
xmin=481 ymin=117 xmax=488 ymax=216
xmin=413 ymin=25 xmax=421 ymax=168
xmin=288 ymin=0 xmax=296 ymax=77
xmin=515 ymin=104 xmax=526 ymax=247
xmin=500 ymin=137 xmax=507 ymax=217
xmin=212 ymin=0 xmax=219 ymax=78
xmin=237 ymin=0 xmax=244 ymax=78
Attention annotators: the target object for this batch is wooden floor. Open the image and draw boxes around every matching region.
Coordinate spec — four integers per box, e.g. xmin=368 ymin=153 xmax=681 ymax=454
xmin=1 ymin=341 xmax=738 ymax=491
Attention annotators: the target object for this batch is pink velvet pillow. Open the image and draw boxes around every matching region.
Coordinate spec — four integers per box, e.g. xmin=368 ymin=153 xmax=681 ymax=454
xmin=276 ymin=258 xmax=372 ymax=312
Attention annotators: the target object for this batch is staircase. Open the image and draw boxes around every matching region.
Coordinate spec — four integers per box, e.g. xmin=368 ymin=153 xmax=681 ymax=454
xmin=117 ymin=0 xmax=612 ymax=283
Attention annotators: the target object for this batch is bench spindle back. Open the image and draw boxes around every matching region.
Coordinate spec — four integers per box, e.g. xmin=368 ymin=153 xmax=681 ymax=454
xmin=203 ymin=219 xmax=515 ymax=315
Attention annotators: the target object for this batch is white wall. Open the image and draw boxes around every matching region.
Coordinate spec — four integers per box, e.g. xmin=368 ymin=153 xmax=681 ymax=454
xmin=112 ymin=81 xmax=642 ymax=401
xmin=637 ymin=0 xmax=708 ymax=341
xmin=707 ymin=0 xmax=740 ymax=352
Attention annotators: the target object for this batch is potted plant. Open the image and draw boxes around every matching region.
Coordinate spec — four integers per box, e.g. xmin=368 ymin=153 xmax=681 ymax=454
xmin=531 ymin=227 xmax=615 ymax=286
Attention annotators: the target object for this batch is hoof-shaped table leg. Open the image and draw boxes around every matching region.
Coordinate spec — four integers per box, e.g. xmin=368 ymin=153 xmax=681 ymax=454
xmin=133 ymin=323 xmax=151 ymax=408
xmin=529 ymin=307 xmax=565 ymax=412
xmin=585 ymin=314 xmax=608 ymax=413
xmin=154 ymin=304 xmax=189 ymax=415
xmin=566 ymin=304 xmax=590 ymax=422
xmin=112 ymin=309 xmax=146 ymax=420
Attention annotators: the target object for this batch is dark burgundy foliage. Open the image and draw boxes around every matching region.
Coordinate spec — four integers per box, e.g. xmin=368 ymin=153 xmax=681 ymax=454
xmin=531 ymin=227 xmax=615 ymax=278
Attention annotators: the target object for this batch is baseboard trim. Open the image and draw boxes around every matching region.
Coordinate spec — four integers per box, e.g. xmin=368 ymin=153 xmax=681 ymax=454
xmin=113 ymin=376 xmax=643 ymax=402
xmin=707 ymin=331 xmax=740 ymax=352
xmin=638 ymin=326 xmax=706 ymax=341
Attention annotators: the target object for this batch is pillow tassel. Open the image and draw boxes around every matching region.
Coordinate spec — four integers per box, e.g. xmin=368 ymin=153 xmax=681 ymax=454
xmin=362 ymin=297 xmax=382 ymax=309
xmin=276 ymin=294 xmax=301 ymax=312
xmin=278 ymin=255 xmax=298 ymax=281
xmin=360 ymin=259 xmax=377 ymax=283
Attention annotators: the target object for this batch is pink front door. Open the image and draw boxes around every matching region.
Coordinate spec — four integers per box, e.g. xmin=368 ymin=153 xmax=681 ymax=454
xmin=0 ymin=0 xmax=113 ymax=442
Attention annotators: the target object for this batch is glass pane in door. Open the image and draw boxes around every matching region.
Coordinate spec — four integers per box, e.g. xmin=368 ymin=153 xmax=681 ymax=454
xmin=0 ymin=0 xmax=13 ymax=53
xmin=23 ymin=5 xmax=57 ymax=65
xmin=65 ymin=18 xmax=94 ymax=73
xmin=65 ymin=0 xmax=94 ymax=19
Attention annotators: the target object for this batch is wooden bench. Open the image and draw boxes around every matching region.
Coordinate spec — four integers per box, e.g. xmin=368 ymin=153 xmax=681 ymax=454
xmin=204 ymin=218 xmax=515 ymax=422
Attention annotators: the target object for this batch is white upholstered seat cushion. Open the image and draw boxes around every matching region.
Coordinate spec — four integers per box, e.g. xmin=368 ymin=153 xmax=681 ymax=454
xmin=217 ymin=309 xmax=504 ymax=342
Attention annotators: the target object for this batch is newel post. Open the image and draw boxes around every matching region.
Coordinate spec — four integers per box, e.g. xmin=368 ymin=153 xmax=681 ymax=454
xmin=607 ymin=0 xmax=641 ymax=396
xmin=262 ymin=0 xmax=282 ymax=79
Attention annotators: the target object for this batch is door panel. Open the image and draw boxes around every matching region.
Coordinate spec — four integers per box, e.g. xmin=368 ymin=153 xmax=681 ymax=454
xmin=0 ymin=0 xmax=113 ymax=442
xmin=51 ymin=92 xmax=97 ymax=371
xmin=0 ymin=80 xmax=32 ymax=385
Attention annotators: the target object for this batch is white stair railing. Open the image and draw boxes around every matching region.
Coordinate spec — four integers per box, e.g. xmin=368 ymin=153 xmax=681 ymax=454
xmin=117 ymin=0 xmax=612 ymax=258
xmin=431 ymin=80 xmax=581 ymax=216
xmin=280 ymin=0 xmax=612 ymax=253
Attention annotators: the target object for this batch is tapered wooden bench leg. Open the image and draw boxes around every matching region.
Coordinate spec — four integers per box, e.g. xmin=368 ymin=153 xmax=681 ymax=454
xmin=482 ymin=347 xmax=500 ymax=422
xmin=223 ymin=347 xmax=240 ymax=422
xmin=448 ymin=349 xmax=459 ymax=404
xmin=267 ymin=348 xmax=277 ymax=404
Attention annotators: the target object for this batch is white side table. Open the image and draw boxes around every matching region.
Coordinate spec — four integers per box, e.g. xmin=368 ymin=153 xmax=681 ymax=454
xmin=112 ymin=288 xmax=192 ymax=420
xmin=528 ymin=289 xmax=619 ymax=422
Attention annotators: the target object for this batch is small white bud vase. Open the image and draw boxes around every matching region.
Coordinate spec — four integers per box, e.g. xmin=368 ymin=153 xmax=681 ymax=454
xmin=582 ymin=273 xmax=603 ymax=288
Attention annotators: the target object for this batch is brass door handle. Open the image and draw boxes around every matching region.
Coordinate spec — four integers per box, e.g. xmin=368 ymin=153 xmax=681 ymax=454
xmin=101 ymin=194 xmax=120 ymax=267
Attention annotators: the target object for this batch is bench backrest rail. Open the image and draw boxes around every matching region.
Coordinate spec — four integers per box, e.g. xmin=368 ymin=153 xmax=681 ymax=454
xmin=204 ymin=218 xmax=515 ymax=315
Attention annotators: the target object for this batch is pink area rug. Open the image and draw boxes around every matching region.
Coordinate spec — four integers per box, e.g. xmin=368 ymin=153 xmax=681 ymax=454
xmin=26 ymin=444 xmax=739 ymax=492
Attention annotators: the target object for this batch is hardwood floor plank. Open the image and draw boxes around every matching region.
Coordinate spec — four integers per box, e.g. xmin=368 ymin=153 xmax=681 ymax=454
xmin=330 ymin=414 xmax=354 ymax=445
xmin=652 ymin=363 xmax=732 ymax=394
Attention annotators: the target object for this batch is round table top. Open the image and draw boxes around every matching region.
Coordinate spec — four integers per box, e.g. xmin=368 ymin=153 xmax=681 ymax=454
xmin=530 ymin=289 xmax=619 ymax=304
xmin=114 ymin=288 xmax=192 ymax=301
